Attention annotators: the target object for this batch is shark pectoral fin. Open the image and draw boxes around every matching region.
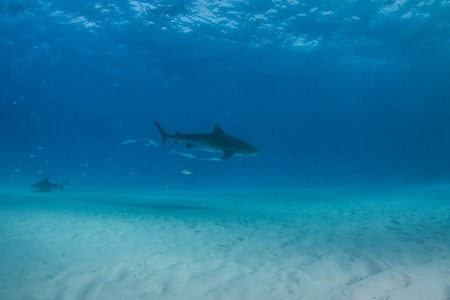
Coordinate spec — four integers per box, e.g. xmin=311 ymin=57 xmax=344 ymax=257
xmin=186 ymin=143 xmax=194 ymax=149
xmin=221 ymin=151 xmax=234 ymax=160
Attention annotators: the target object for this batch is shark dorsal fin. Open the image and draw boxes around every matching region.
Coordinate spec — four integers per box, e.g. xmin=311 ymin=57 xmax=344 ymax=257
xmin=212 ymin=125 xmax=226 ymax=135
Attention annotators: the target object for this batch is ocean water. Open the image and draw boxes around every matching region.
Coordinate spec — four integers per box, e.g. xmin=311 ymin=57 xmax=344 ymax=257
xmin=1 ymin=0 xmax=450 ymax=299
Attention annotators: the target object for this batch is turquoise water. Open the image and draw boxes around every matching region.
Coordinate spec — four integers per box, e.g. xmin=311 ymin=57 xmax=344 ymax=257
xmin=1 ymin=0 xmax=450 ymax=299
xmin=1 ymin=185 xmax=450 ymax=299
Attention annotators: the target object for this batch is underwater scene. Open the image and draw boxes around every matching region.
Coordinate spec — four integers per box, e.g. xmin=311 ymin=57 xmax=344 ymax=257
xmin=1 ymin=0 xmax=450 ymax=299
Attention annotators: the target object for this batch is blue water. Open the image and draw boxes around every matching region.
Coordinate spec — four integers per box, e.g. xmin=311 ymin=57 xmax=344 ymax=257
xmin=1 ymin=0 xmax=449 ymax=190
xmin=1 ymin=1 xmax=450 ymax=299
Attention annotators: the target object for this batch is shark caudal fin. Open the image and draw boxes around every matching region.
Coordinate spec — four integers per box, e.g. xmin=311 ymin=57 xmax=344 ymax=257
xmin=154 ymin=121 xmax=170 ymax=146
xmin=59 ymin=180 xmax=69 ymax=191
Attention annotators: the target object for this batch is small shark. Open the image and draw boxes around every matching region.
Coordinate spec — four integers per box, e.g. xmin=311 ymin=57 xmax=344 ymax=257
xmin=31 ymin=176 xmax=69 ymax=193
xmin=154 ymin=121 xmax=260 ymax=160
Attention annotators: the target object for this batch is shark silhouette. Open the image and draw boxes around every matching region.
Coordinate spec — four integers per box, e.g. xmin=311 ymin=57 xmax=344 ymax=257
xmin=154 ymin=121 xmax=259 ymax=160
xmin=31 ymin=176 xmax=69 ymax=193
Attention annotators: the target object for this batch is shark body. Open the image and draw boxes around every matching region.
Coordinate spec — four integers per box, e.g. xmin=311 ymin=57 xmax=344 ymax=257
xmin=154 ymin=121 xmax=259 ymax=160
xmin=31 ymin=176 xmax=69 ymax=193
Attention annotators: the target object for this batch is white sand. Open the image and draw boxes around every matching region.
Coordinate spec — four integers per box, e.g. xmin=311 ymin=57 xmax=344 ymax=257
xmin=1 ymin=185 xmax=450 ymax=300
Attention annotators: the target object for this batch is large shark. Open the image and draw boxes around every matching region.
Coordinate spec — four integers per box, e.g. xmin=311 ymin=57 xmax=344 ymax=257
xmin=154 ymin=121 xmax=260 ymax=160
xmin=31 ymin=176 xmax=69 ymax=193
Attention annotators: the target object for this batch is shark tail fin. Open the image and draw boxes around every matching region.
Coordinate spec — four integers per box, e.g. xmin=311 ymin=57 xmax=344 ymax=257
xmin=60 ymin=180 xmax=69 ymax=191
xmin=154 ymin=121 xmax=169 ymax=146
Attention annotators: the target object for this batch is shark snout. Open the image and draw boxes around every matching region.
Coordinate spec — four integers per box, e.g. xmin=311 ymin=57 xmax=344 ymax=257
xmin=245 ymin=145 xmax=260 ymax=156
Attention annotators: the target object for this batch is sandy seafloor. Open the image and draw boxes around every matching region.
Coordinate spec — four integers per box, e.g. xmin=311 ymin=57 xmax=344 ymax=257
xmin=1 ymin=184 xmax=450 ymax=300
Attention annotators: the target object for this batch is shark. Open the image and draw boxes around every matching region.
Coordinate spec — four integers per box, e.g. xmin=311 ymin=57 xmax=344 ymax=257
xmin=31 ymin=176 xmax=69 ymax=193
xmin=154 ymin=121 xmax=260 ymax=160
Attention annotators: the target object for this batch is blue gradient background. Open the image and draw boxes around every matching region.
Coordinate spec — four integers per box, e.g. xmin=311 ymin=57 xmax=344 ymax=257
xmin=1 ymin=0 xmax=449 ymax=190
